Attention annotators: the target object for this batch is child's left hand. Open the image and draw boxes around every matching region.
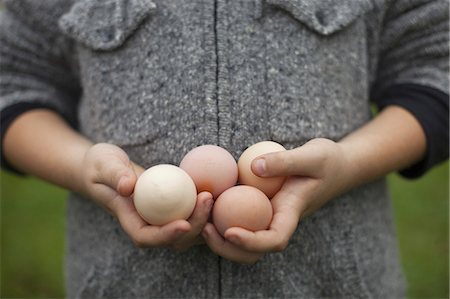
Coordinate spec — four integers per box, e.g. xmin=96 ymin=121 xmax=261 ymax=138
xmin=202 ymin=138 xmax=352 ymax=264
xmin=202 ymin=106 xmax=427 ymax=263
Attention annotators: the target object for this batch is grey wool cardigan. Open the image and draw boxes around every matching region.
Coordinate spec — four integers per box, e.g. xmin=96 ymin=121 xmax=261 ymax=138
xmin=1 ymin=0 xmax=448 ymax=298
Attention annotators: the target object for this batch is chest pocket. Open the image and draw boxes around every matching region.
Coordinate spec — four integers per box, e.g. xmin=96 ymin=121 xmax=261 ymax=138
xmin=261 ymin=0 xmax=374 ymax=145
xmin=264 ymin=0 xmax=373 ymax=35
xmin=59 ymin=0 xmax=156 ymax=51
xmin=58 ymin=0 xmax=171 ymax=146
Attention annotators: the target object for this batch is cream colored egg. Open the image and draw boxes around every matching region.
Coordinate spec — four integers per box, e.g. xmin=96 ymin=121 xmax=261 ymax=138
xmin=238 ymin=141 xmax=287 ymax=198
xmin=134 ymin=164 xmax=197 ymax=225
xmin=212 ymin=185 xmax=273 ymax=236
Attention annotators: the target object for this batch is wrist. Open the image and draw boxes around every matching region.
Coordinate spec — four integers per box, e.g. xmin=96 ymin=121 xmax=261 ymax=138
xmin=337 ymin=106 xmax=427 ymax=187
xmin=3 ymin=109 xmax=94 ymax=193
xmin=336 ymin=140 xmax=363 ymax=191
xmin=71 ymin=143 xmax=94 ymax=195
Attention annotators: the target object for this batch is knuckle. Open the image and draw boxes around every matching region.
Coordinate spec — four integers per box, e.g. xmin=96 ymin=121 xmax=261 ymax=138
xmin=92 ymin=158 xmax=103 ymax=173
xmin=132 ymin=236 xmax=146 ymax=248
xmin=191 ymin=218 xmax=208 ymax=231
xmin=103 ymin=201 xmax=117 ymax=216
xmin=84 ymin=168 xmax=96 ymax=182
xmin=274 ymin=238 xmax=289 ymax=252
xmin=92 ymin=143 xmax=105 ymax=150
xmin=171 ymin=244 xmax=188 ymax=252
xmin=280 ymin=153 xmax=295 ymax=173
xmin=242 ymin=259 xmax=258 ymax=265
xmin=315 ymin=147 xmax=329 ymax=163
xmin=133 ymin=240 xmax=146 ymax=248
xmin=241 ymin=254 xmax=262 ymax=265
xmin=208 ymin=244 xmax=221 ymax=255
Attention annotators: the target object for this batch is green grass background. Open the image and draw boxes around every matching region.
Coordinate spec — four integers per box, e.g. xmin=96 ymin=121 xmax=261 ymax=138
xmin=1 ymin=162 xmax=449 ymax=298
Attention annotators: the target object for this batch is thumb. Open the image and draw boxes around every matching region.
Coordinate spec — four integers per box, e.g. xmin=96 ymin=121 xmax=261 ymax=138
xmin=96 ymin=156 xmax=138 ymax=197
xmin=251 ymin=147 xmax=319 ymax=177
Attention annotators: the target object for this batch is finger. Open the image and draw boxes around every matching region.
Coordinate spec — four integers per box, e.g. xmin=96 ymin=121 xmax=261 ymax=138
xmin=128 ymin=219 xmax=191 ymax=248
xmin=171 ymin=235 xmax=205 ymax=252
xmin=90 ymin=183 xmax=121 ymax=215
xmin=116 ymin=171 xmax=137 ymax=197
xmin=132 ymin=162 xmax=145 ymax=177
xmin=171 ymin=192 xmax=213 ymax=251
xmin=223 ymin=189 xmax=303 ymax=253
xmin=117 ymin=160 xmax=145 ymax=197
xmin=202 ymin=223 xmax=262 ymax=264
xmin=95 ymin=157 xmax=137 ymax=197
xmin=251 ymin=145 xmax=325 ymax=178
xmin=187 ymin=192 xmax=213 ymax=233
xmin=112 ymin=195 xmax=191 ymax=247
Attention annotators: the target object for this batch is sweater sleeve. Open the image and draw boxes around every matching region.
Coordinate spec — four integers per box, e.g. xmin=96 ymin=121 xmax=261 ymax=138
xmin=374 ymin=84 xmax=449 ymax=178
xmin=371 ymin=0 xmax=449 ymax=178
xmin=0 ymin=3 xmax=81 ymax=173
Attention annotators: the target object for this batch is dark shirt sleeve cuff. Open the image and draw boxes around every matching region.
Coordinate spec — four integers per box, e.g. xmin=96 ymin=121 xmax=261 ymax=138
xmin=373 ymin=83 xmax=449 ymax=179
xmin=1 ymin=102 xmax=60 ymax=175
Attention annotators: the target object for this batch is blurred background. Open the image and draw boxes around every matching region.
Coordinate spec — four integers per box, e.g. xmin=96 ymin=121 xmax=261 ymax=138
xmin=0 ymin=162 xmax=448 ymax=298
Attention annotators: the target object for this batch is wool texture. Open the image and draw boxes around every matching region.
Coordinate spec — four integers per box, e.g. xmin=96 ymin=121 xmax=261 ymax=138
xmin=1 ymin=0 xmax=448 ymax=298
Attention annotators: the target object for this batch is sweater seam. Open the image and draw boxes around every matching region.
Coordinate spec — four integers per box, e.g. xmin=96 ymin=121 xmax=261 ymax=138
xmin=214 ymin=0 xmax=220 ymax=146
xmin=213 ymin=1 xmax=222 ymax=298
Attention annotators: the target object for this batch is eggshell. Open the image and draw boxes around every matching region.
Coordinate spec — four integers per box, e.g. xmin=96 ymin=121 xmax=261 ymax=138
xmin=212 ymin=185 xmax=273 ymax=236
xmin=180 ymin=145 xmax=238 ymax=198
xmin=134 ymin=164 xmax=197 ymax=225
xmin=238 ymin=141 xmax=287 ymax=198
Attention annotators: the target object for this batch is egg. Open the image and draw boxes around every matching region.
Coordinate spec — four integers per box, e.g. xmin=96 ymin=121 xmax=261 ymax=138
xmin=212 ymin=185 xmax=273 ymax=236
xmin=238 ymin=141 xmax=287 ymax=198
xmin=180 ymin=145 xmax=238 ymax=198
xmin=134 ymin=164 xmax=197 ymax=225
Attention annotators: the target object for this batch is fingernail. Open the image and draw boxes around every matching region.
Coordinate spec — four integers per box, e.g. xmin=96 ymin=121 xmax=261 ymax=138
xmin=253 ymin=158 xmax=266 ymax=176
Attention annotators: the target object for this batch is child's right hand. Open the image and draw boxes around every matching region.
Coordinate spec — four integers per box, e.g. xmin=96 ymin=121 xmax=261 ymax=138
xmin=80 ymin=143 xmax=213 ymax=251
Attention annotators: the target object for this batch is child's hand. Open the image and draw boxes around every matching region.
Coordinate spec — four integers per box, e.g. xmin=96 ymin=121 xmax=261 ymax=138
xmin=202 ymin=138 xmax=350 ymax=263
xmin=80 ymin=143 xmax=213 ymax=251
xmin=202 ymin=106 xmax=428 ymax=263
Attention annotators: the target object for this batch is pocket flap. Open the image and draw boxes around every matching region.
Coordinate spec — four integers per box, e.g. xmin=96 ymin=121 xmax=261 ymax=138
xmin=58 ymin=0 xmax=156 ymax=51
xmin=265 ymin=0 xmax=373 ymax=35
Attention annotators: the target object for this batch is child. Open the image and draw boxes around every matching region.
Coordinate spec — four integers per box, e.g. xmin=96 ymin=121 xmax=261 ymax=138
xmin=1 ymin=0 xmax=448 ymax=297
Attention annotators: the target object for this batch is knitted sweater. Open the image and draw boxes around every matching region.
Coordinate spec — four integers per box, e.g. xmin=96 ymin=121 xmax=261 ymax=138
xmin=0 ymin=0 xmax=448 ymax=298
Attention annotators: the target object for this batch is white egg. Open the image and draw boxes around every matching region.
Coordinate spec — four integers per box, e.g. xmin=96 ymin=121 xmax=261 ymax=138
xmin=134 ymin=164 xmax=197 ymax=225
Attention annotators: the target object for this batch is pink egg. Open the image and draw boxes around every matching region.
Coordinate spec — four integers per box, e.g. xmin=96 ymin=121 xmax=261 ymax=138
xmin=180 ymin=145 xmax=238 ymax=198
xmin=212 ymin=185 xmax=273 ymax=236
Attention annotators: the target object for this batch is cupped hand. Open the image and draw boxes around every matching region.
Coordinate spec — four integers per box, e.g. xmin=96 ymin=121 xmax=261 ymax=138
xmin=203 ymin=138 xmax=352 ymax=262
xmin=80 ymin=143 xmax=213 ymax=251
